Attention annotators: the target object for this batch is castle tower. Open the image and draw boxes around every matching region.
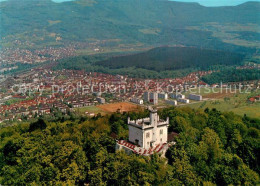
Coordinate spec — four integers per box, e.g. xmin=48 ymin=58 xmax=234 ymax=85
xmin=150 ymin=108 xmax=158 ymax=147
xmin=150 ymin=108 xmax=158 ymax=127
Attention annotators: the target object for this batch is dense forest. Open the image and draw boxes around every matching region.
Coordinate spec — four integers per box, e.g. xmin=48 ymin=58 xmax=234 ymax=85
xmin=0 ymin=107 xmax=259 ymax=185
xmin=53 ymin=53 xmax=197 ymax=79
xmin=202 ymin=68 xmax=260 ymax=84
xmin=0 ymin=63 xmax=36 ymax=75
xmin=95 ymin=47 xmax=245 ymax=72
xmin=53 ymin=47 xmax=246 ymax=79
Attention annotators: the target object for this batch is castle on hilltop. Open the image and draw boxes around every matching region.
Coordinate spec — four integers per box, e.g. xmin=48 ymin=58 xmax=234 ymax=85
xmin=116 ymin=108 xmax=175 ymax=156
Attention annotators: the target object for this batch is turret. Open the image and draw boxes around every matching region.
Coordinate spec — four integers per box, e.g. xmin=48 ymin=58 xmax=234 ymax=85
xmin=149 ymin=108 xmax=158 ymax=127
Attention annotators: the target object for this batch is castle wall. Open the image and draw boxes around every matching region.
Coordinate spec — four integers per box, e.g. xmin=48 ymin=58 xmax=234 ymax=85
xmin=143 ymin=128 xmax=154 ymax=149
xmin=156 ymin=125 xmax=168 ymax=144
xmin=129 ymin=125 xmax=144 ymax=148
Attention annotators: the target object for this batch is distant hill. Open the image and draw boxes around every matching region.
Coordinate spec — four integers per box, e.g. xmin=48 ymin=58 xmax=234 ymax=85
xmin=95 ymin=47 xmax=245 ymax=71
xmin=0 ymin=0 xmax=259 ymax=53
xmin=202 ymin=68 xmax=260 ymax=84
xmin=52 ymin=46 xmax=246 ymax=79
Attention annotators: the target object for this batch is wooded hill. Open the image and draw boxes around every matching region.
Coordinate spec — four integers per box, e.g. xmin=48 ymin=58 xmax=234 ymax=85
xmin=0 ymin=107 xmax=259 ymax=185
xmin=95 ymin=47 xmax=245 ymax=71
xmin=53 ymin=46 xmax=246 ymax=79
xmin=0 ymin=0 xmax=259 ymax=53
xmin=202 ymin=68 xmax=260 ymax=84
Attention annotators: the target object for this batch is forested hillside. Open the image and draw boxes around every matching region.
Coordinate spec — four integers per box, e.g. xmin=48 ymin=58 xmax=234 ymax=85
xmin=1 ymin=0 xmax=259 ymax=52
xmin=202 ymin=68 xmax=260 ymax=84
xmin=53 ymin=53 xmax=197 ymax=79
xmin=0 ymin=107 xmax=259 ymax=185
xmin=53 ymin=47 xmax=246 ymax=78
xmin=96 ymin=47 xmax=245 ymax=71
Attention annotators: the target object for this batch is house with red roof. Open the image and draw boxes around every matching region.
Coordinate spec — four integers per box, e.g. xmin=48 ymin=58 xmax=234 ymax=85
xmin=248 ymin=95 xmax=260 ymax=103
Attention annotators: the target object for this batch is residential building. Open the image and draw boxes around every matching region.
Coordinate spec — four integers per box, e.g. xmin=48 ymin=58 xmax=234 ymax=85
xmin=97 ymin=97 xmax=106 ymax=104
xmin=169 ymin=93 xmax=185 ymax=99
xmin=144 ymin=92 xmax=150 ymax=102
xmin=166 ymin=100 xmax=177 ymax=106
xmin=144 ymin=92 xmax=158 ymax=105
xmin=150 ymin=92 xmax=158 ymax=105
xmin=158 ymin=93 xmax=168 ymax=100
xmin=189 ymin=94 xmax=202 ymax=101
xmin=178 ymin=98 xmax=190 ymax=104
xmin=131 ymin=97 xmax=144 ymax=105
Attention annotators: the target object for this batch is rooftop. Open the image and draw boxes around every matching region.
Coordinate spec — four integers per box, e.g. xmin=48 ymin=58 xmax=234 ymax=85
xmin=117 ymin=140 xmax=175 ymax=156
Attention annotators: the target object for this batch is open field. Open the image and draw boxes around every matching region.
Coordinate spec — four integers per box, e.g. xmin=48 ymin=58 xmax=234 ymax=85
xmin=179 ymin=91 xmax=260 ymax=118
xmin=97 ymin=102 xmax=141 ymax=113
xmin=68 ymin=102 xmax=142 ymax=116
xmin=184 ymin=87 xmax=236 ymax=98
xmin=74 ymin=106 xmax=108 ymax=115
xmin=181 ymin=100 xmax=260 ymax=118
xmin=203 ymin=92 xmax=236 ymax=99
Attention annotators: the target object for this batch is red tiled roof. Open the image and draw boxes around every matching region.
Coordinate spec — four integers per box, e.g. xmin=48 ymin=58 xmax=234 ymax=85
xmin=117 ymin=140 xmax=170 ymax=156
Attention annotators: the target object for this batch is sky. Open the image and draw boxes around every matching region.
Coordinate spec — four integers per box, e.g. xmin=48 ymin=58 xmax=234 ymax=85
xmin=172 ymin=0 xmax=259 ymax=6
xmin=53 ymin=0 xmax=259 ymax=6
xmin=0 ymin=0 xmax=259 ymax=7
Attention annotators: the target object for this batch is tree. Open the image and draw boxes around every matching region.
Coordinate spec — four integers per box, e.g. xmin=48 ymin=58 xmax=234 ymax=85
xmin=29 ymin=118 xmax=47 ymax=132
xmin=170 ymin=148 xmax=199 ymax=185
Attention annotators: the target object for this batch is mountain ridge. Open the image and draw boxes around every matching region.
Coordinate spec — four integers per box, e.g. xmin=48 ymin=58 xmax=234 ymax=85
xmin=0 ymin=0 xmax=259 ymax=53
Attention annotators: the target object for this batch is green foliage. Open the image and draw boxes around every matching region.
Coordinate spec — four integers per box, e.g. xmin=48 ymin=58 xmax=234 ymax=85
xmin=96 ymin=47 xmax=245 ymax=72
xmin=0 ymin=63 xmax=36 ymax=75
xmin=164 ymin=107 xmax=260 ymax=185
xmin=54 ymin=46 xmax=246 ymax=79
xmin=53 ymin=52 xmax=196 ymax=78
xmin=29 ymin=118 xmax=47 ymax=132
xmin=0 ymin=107 xmax=259 ymax=185
xmin=1 ymin=0 xmax=259 ymax=53
xmin=202 ymin=68 xmax=260 ymax=84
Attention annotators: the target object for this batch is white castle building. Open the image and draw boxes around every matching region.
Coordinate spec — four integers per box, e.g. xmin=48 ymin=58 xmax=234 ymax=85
xmin=116 ymin=108 xmax=175 ymax=156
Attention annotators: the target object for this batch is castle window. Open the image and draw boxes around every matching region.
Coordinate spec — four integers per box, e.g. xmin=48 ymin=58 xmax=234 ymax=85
xmin=160 ymin=129 xmax=163 ymax=135
xmin=146 ymin=132 xmax=150 ymax=138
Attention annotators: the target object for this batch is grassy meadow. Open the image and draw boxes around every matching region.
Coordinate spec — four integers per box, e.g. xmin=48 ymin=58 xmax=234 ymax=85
xmin=180 ymin=88 xmax=260 ymax=118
